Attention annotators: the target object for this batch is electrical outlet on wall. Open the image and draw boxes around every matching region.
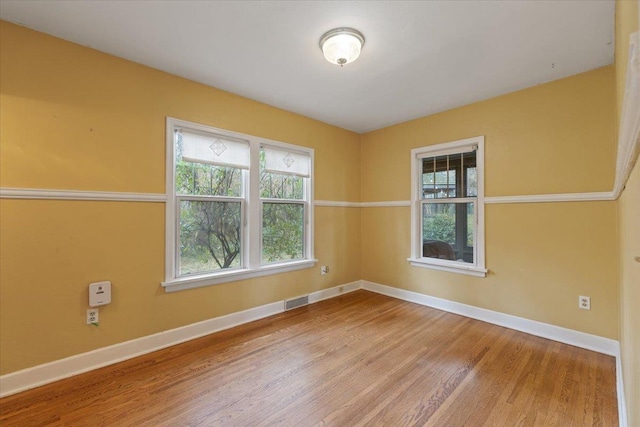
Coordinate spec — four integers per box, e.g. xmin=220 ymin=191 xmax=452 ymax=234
xmin=87 ymin=308 xmax=99 ymax=325
xmin=579 ymin=295 xmax=591 ymax=310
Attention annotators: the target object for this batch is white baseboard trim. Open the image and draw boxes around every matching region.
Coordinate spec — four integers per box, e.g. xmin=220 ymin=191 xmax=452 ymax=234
xmin=0 ymin=282 xmax=359 ymax=398
xmin=617 ymin=354 xmax=629 ymax=427
xmin=0 ymin=301 xmax=284 ymax=398
xmin=362 ymin=280 xmax=627 ymax=425
xmin=361 ymin=280 xmax=620 ymax=356
xmin=307 ymin=281 xmax=361 ymax=303
xmin=1 ymin=278 xmax=625 ymax=425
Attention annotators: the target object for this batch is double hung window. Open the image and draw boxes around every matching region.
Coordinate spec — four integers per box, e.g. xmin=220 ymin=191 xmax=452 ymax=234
xmin=175 ymin=129 xmax=248 ymax=275
xmin=261 ymin=146 xmax=308 ymax=264
xmin=409 ymin=136 xmax=486 ymax=277
xmin=164 ymin=118 xmax=314 ymax=292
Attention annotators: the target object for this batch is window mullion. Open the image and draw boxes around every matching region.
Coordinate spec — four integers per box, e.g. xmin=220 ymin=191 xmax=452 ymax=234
xmin=248 ymin=142 xmax=261 ymax=270
xmin=461 ymin=153 xmax=465 ymax=196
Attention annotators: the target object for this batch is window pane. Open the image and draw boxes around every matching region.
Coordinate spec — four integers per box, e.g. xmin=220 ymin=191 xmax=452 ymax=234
xmin=422 ymin=171 xmax=457 ymax=198
xmin=434 ymin=170 xmax=456 ymax=198
xmin=262 ymin=203 xmax=304 ymax=263
xmin=466 ymin=167 xmax=477 ymax=197
xmin=422 ymin=202 xmax=474 ymax=263
xmin=421 ymin=151 xmax=477 ymax=200
xmin=260 ymin=171 xmax=303 ymax=199
xmin=422 ymin=172 xmax=435 ymax=198
xmin=421 ymin=156 xmax=457 ymax=199
xmin=467 ymin=203 xmax=475 ymax=247
xmin=423 ymin=203 xmax=456 ymax=246
xmin=176 ymin=161 xmax=242 ymax=197
xmin=179 ymin=200 xmax=242 ymax=275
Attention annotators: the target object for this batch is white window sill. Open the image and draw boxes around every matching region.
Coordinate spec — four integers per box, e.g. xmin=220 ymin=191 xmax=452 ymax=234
xmin=407 ymin=258 xmax=488 ymax=278
xmin=162 ymin=259 xmax=318 ymax=292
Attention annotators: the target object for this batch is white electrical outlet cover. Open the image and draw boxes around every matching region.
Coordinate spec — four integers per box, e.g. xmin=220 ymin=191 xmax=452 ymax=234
xmin=579 ymin=295 xmax=591 ymax=310
xmin=86 ymin=308 xmax=99 ymax=325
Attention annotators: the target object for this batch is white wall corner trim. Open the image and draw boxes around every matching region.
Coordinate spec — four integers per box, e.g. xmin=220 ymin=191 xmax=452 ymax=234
xmin=0 ymin=282 xmax=361 ymax=398
xmin=361 ymin=281 xmax=620 ymax=356
xmin=613 ymin=31 xmax=640 ymax=199
xmin=0 ymin=187 xmax=167 ymax=203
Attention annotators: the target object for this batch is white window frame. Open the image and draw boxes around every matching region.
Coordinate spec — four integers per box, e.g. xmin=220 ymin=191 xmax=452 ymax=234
xmin=163 ymin=117 xmax=315 ymax=292
xmin=408 ymin=136 xmax=487 ymax=277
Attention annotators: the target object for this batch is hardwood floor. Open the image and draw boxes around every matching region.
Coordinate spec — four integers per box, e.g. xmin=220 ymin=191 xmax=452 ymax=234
xmin=0 ymin=290 xmax=618 ymax=426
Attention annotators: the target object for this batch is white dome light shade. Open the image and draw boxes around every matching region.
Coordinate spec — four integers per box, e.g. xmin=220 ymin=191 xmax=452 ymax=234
xmin=319 ymin=28 xmax=365 ymax=66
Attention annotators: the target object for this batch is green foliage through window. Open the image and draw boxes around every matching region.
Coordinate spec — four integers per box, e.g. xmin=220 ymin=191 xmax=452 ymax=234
xmin=176 ymin=161 xmax=241 ymax=197
xmin=174 ymin=150 xmax=308 ymax=274
xmin=262 ymin=203 xmax=304 ymax=263
xmin=176 ymin=157 xmax=244 ymax=274
xmin=169 ymin=120 xmax=313 ymax=284
xmin=179 ymin=200 xmax=242 ymax=274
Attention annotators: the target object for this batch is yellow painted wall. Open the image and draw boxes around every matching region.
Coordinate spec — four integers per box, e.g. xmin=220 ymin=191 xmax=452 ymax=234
xmin=618 ymin=161 xmax=640 ymax=427
xmin=0 ymin=21 xmax=361 ymax=374
xmin=360 ymin=67 xmax=619 ymax=339
xmin=615 ymin=1 xmax=639 ymax=425
xmin=362 ymin=67 xmax=616 ymax=201
xmin=0 ymin=12 xmax=628 ymax=394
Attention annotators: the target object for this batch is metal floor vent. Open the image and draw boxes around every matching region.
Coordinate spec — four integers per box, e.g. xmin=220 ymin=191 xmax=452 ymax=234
xmin=285 ymin=295 xmax=309 ymax=311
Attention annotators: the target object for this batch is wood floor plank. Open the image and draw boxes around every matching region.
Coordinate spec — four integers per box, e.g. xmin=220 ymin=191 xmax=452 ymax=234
xmin=0 ymin=290 xmax=618 ymax=426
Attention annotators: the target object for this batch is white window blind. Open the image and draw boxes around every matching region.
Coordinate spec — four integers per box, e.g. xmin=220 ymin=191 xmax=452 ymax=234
xmin=178 ymin=129 xmax=250 ymax=169
xmin=263 ymin=145 xmax=310 ymax=177
xmin=416 ymin=144 xmax=477 ymax=159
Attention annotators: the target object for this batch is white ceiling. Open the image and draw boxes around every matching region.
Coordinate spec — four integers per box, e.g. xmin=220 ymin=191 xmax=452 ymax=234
xmin=0 ymin=1 xmax=614 ymax=133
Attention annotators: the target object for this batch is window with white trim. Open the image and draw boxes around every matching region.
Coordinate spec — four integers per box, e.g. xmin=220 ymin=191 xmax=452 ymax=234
xmin=409 ymin=136 xmax=487 ymax=277
xmin=163 ymin=118 xmax=315 ymax=292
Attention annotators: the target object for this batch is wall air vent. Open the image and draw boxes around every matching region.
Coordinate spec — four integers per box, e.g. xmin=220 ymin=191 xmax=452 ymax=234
xmin=284 ymin=295 xmax=309 ymax=311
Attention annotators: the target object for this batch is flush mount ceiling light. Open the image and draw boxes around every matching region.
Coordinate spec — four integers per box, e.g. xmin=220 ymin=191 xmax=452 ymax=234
xmin=319 ymin=27 xmax=365 ymax=67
